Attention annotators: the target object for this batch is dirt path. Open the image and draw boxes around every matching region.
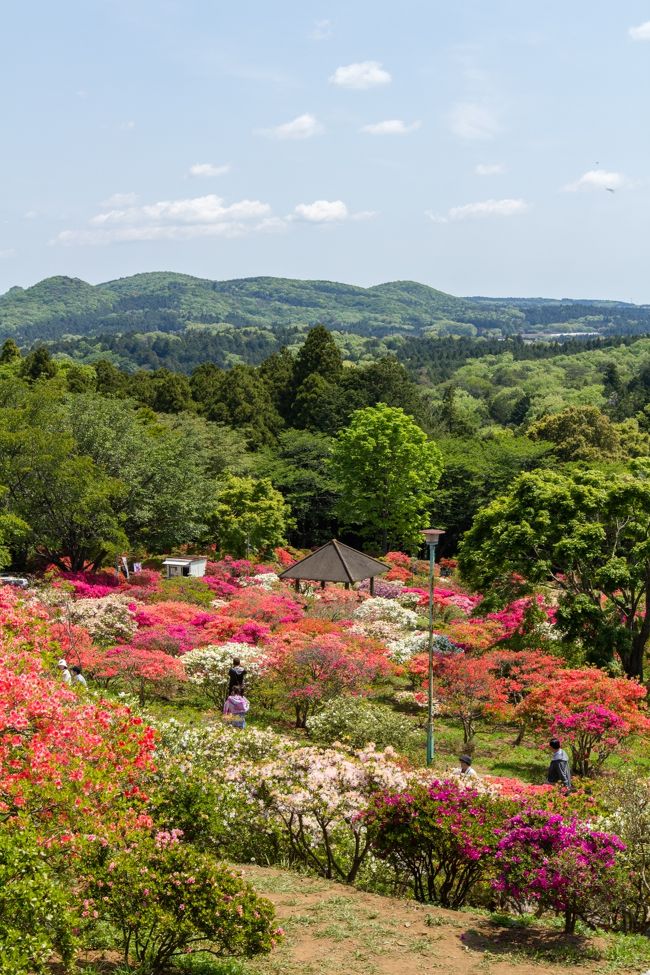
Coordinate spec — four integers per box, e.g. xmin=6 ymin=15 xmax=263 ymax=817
xmin=239 ymin=864 xmax=642 ymax=975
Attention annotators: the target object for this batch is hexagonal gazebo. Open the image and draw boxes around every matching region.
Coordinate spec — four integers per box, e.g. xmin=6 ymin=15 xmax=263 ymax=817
xmin=278 ymin=539 xmax=388 ymax=594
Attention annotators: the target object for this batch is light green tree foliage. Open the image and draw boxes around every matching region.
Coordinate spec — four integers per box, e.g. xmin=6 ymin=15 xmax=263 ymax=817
xmin=0 ymin=381 xmax=243 ymax=568
xmin=458 ymin=464 xmax=650 ymax=679
xmin=209 ymin=474 xmax=291 ymax=557
xmin=330 ymin=403 xmax=443 ymax=551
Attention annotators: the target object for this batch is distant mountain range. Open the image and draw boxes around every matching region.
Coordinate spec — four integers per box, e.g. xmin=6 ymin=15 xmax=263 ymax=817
xmin=2 ymin=272 xmax=650 ymax=372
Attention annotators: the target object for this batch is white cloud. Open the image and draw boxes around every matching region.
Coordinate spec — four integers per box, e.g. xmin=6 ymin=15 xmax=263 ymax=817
xmin=293 ymin=200 xmax=349 ymax=222
xmin=427 ymin=198 xmax=529 ymax=224
xmin=361 ymin=119 xmax=421 ymax=135
xmin=329 ymin=61 xmax=391 ymax=89
xmin=121 ymin=120 xmax=136 ymax=130
xmin=291 ymin=200 xmax=375 ymax=223
xmin=55 ymin=194 xmax=278 ymax=245
xmin=262 ymin=113 xmax=323 ymax=139
xmin=475 ymin=162 xmax=505 ymax=176
xmin=189 ymin=162 xmax=231 ymax=177
xmin=564 ymin=169 xmax=626 ymax=191
xmin=100 ymin=192 xmax=139 ymax=208
xmin=629 ymin=20 xmax=650 ymax=40
xmin=449 ymin=102 xmax=500 ymax=140
xmin=310 ymin=18 xmax=333 ymax=40
xmin=0 ymin=248 xmax=15 ymax=259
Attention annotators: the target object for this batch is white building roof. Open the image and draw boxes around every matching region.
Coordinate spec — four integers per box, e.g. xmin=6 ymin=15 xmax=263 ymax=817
xmin=162 ymin=557 xmax=207 ymax=566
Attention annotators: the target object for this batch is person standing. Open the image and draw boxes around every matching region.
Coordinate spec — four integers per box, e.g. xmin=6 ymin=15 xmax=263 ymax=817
xmin=546 ymin=737 xmax=572 ymax=791
xmin=228 ymin=657 xmax=247 ymax=695
xmin=71 ymin=665 xmax=88 ymax=688
xmin=57 ymin=659 xmax=72 ymax=685
xmin=223 ymin=686 xmax=250 ymax=730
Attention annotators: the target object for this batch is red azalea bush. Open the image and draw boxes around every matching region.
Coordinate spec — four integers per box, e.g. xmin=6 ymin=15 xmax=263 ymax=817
xmin=494 ymin=810 xmax=626 ymax=932
xmin=80 ymin=644 xmax=186 ymax=704
xmin=265 ymin=630 xmax=393 ymax=727
xmin=517 ymin=668 xmax=650 ymax=775
xmin=431 ymin=655 xmax=510 ymax=744
xmin=0 ymin=590 xmax=156 ymax=835
xmin=222 ymin=589 xmax=304 ymax=626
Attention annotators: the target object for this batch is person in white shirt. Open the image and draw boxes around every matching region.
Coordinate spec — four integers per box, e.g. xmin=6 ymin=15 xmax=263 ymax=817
xmin=57 ymin=658 xmax=72 ymax=685
xmin=71 ymin=665 xmax=88 ymax=688
xmin=459 ymin=754 xmax=478 ymax=778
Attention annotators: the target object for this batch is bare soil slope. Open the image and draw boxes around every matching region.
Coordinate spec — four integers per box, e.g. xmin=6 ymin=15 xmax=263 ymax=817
xmin=239 ymin=864 xmax=643 ymax=975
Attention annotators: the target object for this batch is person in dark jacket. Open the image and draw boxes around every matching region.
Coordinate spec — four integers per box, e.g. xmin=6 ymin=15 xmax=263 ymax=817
xmin=546 ymin=737 xmax=572 ymax=790
xmin=228 ymin=657 xmax=246 ymax=695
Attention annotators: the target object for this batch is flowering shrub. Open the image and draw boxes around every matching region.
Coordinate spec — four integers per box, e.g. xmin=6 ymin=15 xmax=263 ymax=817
xmin=358 ymin=579 xmax=404 ymax=599
xmin=366 ymin=780 xmax=515 ymax=907
xmin=427 ymin=655 xmax=509 ymax=744
xmin=62 ymin=594 xmax=138 ymax=645
xmin=307 ymin=696 xmax=422 ymax=753
xmin=84 ymin=834 xmax=279 ymax=973
xmin=494 ymin=810 xmax=626 ymax=933
xmin=394 ymin=689 xmax=428 ymax=710
xmin=239 ymin=572 xmax=280 ymax=590
xmin=386 ymin=631 xmax=429 ymax=664
xmin=517 ymin=668 xmax=650 ymax=774
xmin=243 ymin=744 xmax=412 ymax=882
xmin=353 ymin=597 xmax=418 ymax=630
xmin=80 ymin=644 xmax=186 ymax=705
xmin=222 ymin=589 xmax=304 ymax=627
xmin=0 ymin=594 xmax=156 ymax=834
xmin=183 ymin=643 xmax=266 ymax=704
xmin=553 ymin=705 xmax=629 ymax=776
xmin=265 ymin=630 xmax=392 ymax=727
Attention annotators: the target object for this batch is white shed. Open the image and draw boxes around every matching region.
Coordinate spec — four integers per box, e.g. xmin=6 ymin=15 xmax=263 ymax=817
xmin=162 ymin=557 xmax=208 ymax=579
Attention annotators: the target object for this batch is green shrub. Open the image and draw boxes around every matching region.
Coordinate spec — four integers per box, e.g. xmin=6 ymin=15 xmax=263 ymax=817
xmin=0 ymin=826 xmax=76 ymax=975
xmin=152 ymin=577 xmax=215 ymax=607
xmin=307 ymin=696 xmax=422 ymax=753
xmin=85 ymin=834 xmax=279 ymax=974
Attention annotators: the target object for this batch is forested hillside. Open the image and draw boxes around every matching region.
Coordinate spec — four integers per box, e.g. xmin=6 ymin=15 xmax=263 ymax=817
xmin=2 ymin=272 xmax=650 ymax=373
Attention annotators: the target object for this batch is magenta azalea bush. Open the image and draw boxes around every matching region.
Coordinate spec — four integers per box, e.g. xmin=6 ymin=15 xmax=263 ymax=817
xmin=494 ymin=810 xmax=626 ymax=932
xmin=365 ymin=780 xmax=515 ymax=907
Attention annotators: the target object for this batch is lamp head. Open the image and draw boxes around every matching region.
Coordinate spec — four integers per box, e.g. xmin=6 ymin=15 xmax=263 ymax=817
xmin=421 ymin=528 xmax=445 ymax=547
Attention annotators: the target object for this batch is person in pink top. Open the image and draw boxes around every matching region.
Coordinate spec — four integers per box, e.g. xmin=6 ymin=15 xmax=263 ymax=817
xmin=223 ymin=686 xmax=250 ymax=729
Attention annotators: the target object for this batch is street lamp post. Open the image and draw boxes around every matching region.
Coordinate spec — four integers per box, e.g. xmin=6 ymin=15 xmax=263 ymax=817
xmin=421 ymin=528 xmax=445 ymax=766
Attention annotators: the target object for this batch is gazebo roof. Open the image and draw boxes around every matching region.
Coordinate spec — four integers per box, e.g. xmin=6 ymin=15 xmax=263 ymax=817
xmin=278 ymin=539 xmax=388 ymax=584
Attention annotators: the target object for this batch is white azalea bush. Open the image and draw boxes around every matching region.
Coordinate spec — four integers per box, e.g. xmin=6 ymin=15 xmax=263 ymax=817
xmin=353 ymin=597 xmax=418 ymax=630
xmin=182 ymin=642 xmax=267 ymax=703
xmin=153 ymin=720 xmax=424 ymax=884
xmin=63 ymin=594 xmax=137 ymax=645
xmin=239 ymin=573 xmax=279 ymax=591
xmin=386 ymin=631 xmax=429 ymax=663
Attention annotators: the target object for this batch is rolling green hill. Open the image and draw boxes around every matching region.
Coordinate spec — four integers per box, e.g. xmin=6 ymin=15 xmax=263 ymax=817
xmin=2 ymin=272 xmax=650 ymax=372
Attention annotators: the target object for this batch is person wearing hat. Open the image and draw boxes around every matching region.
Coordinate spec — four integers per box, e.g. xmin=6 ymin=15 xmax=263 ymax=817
xmin=57 ymin=659 xmax=72 ymax=685
xmin=458 ymin=754 xmax=478 ymax=778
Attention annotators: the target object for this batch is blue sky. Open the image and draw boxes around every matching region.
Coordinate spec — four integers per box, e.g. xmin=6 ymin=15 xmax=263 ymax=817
xmin=1 ymin=0 xmax=650 ymax=300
